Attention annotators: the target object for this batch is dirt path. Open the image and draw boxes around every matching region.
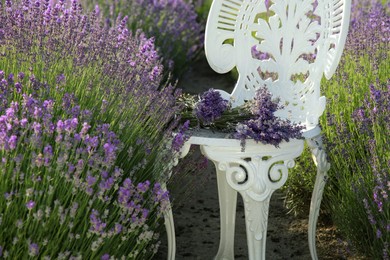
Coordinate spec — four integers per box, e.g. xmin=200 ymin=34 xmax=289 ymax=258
xmin=154 ymin=55 xmax=359 ymax=260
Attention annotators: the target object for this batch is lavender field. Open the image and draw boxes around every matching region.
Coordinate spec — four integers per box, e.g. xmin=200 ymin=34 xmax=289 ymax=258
xmin=0 ymin=0 xmax=388 ymax=259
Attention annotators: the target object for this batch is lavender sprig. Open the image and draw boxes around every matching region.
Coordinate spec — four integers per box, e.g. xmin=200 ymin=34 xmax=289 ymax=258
xmin=234 ymin=87 xmax=304 ymax=148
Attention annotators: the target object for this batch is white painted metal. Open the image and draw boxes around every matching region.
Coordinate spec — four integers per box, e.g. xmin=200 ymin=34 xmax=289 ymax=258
xmin=306 ymin=135 xmax=330 ymax=259
xmin=162 ymin=183 xmax=176 ymax=260
xmin=199 ymin=140 xmax=304 ymax=260
xmin=165 ymin=0 xmax=351 ymax=259
xmin=205 ymin=0 xmax=351 ymax=132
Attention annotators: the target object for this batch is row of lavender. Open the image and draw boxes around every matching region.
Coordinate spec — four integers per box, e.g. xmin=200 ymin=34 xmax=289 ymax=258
xmin=0 ymin=0 xmax=202 ymax=258
xmin=82 ymin=0 xmax=204 ymax=79
xmin=284 ymin=0 xmax=389 ymax=258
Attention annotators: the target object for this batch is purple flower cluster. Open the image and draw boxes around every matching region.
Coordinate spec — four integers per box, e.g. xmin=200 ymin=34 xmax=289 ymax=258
xmin=234 ymin=87 xmax=304 ymax=148
xmin=172 ymin=120 xmax=190 ymax=152
xmin=345 ymin=1 xmax=389 ymax=69
xmin=194 ymin=89 xmax=229 ymax=125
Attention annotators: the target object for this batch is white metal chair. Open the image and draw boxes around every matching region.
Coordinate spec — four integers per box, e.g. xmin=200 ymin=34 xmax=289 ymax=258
xmin=164 ymin=0 xmax=351 ymax=259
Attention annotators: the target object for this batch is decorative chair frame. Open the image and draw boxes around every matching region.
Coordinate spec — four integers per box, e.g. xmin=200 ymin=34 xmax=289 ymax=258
xmin=164 ymin=0 xmax=351 ymax=259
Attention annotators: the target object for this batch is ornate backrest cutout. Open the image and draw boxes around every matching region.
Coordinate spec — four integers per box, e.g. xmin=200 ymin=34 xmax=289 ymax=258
xmin=205 ymin=0 xmax=350 ymax=129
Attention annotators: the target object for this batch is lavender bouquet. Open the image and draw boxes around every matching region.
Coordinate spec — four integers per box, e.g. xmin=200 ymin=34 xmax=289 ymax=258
xmin=179 ymin=87 xmax=304 ymax=148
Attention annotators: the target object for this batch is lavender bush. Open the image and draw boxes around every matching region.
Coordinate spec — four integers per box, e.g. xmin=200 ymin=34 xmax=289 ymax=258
xmin=82 ymin=0 xmax=204 ymax=79
xmin=283 ymin=0 xmax=389 ymax=258
xmin=0 ymin=0 xmax=184 ymax=257
xmin=0 ymin=73 xmax=169 ymax=258
xmin=0 ymin=0 xmax=182 ymax=181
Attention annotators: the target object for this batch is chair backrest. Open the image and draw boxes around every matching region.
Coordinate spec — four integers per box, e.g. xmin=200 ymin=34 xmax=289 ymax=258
xmin=204 ymin=0 xmax=350 ymax=130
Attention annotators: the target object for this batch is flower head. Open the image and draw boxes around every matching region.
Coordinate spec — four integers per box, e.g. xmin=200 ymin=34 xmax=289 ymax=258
xmin=194 ymin=89 xmax=229 ymax=125
xmin=26 ymin=200 xmax=35 ymax=210
xmin=28 ymin=243 xmax=39 ymax=257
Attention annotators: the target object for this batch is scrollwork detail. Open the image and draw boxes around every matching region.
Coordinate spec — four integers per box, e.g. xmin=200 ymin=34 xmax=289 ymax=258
xmin=261 ymin=161 xmax=290 ymax=190
xmin=225 ymin=160 xmax=255 ymax=191
xmin=218 ymin=161 xmax=229 ymax=172
xmin=285 ymin=159 xmax=296 ymax=169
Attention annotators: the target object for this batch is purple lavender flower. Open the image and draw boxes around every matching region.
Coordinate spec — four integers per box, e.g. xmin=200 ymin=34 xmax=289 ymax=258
xmin=56 ymin=74 xmax=66 ymax=84
xmin=137 ymin=180 xmax=150 ymax=193
xmin=15 ymin=82 xmax=22 ymax=93
xmin=20 ymin=118 xmax=28 ymax=128
xmin=89 ymin=209 xmax=106 ymax=234
xmin=194 ymin=89 xmax=229 ymax=125
xmin=250 ymin=87 xmax=279 ymax=118
xmin=56 ymin=120 xmax=64 ymax=133
xmin=152 ymin=182 xmax=170 ymax=213
xmin=8 ymin=135 xmax=17 ymax=150
xmin=99 ymin=177 xmax=114 ymax=193
xmin=114 ymin=223 xmax=122 ymax=234
xmin=251 ymin=45 xmax=270 ymax=60
xmin=28 ymin=243 xmax=39 ymax=257
xmin=103 ymin=142 xmax=116 ymax=163
xmin=26 ymin=200 xmax=35 ymax=210
xmin=17 ymin=72 xmax=25 ymax=81
xmin=101 ymin=254 xmax=110 ymax=260
xmin=172 ymin=120 xmax=190 ymax=152
xmin=32 ymin=122 xmax=41 ymax=134
xmin=7 ymin=73 xmax=14 ymax=85
xmin=86 ymin=175 xmax=97 ymax=187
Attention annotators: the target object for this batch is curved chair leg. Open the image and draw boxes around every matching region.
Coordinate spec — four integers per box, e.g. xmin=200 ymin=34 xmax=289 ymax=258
xmin=162 ymin=183 xmax=176 ymax=260
xmin=306 ymin=135 xmax=330 ymax=260
xmin=241 ymin=193 xmax=270 ymax=260
xmin=215 ymin=162 xmax=238 ymax=260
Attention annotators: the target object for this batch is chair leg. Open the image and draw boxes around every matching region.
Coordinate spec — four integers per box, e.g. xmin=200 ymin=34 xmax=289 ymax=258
xmin=306 ymin=134 xmax=330 ymax=260
xmin=162 ymin=183 xmax=176 ymax=260
xmin=215 ymin=162 xmax=238 ymax=260
xmin=241 ymin=193 xmax=270 ymax=260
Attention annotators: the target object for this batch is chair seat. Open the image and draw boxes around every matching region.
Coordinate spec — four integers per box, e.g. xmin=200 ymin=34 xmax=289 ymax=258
xmin=180 ymin=127 xmax=309 ymax=158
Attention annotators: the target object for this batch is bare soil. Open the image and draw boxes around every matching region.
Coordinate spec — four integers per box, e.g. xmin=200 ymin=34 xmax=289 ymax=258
xmin=154 ymin=56 xmax=365 ymax=260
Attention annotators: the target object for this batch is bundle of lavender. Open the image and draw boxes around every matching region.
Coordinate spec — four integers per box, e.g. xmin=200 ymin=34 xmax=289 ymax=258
xmin=178 ymin=87 xmax=304 ymax=148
